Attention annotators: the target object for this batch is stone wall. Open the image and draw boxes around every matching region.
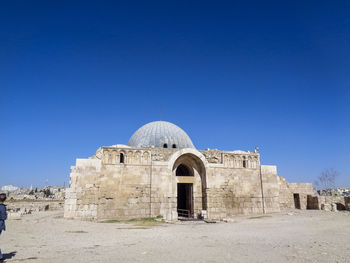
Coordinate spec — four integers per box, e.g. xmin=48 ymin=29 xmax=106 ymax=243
xmin=206 ymin=166 xmax=263 ymax=219
xmin=261 ymin=166 xmax=281 ymax=213
xmin=346 ymin=197 xmax=350 ymax=210
xmin=64 ymin=159 xmax=101 ymax=220
xmin=318 ymin=196 xmax=350 ymax=211
xmin=6 ymin=200 xmax=64 ymax=219
xmin=204 ymin=164 xmax=280 ymax=220
xmin=278 ymin=176 xmax=315 ymax=210
xmin=65 ymin=148 xmax=179 ymax=221
xmin=277 ymin=176 xmax=349 ymax=212
xmin=65 ymin=146 xmax=289 ymax=221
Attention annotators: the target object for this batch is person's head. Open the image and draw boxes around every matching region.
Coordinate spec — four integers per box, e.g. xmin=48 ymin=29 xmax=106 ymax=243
xmin=0 ymin=193 xmax=6 ymax=203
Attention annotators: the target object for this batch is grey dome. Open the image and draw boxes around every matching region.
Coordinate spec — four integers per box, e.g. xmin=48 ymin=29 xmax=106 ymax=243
xmin=128 ymin=121 xmax=195 ymax=149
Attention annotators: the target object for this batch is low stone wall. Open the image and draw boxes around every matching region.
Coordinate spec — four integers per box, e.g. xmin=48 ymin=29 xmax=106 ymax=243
xmin=5 ymin=200 xmax=64 ymax=218
xmin=345 ymin=197 xmax=350 ymax=210
xmin=318 ymin=196 xmax=349 ymax=211
xmin=278 ymin=176 xmax=315 ymax=210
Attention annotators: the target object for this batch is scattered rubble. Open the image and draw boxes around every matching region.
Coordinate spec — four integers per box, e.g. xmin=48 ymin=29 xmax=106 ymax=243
xmin=0 ymin=185 xmax=66 ymax=218
xmin=6 ymin=200 xmax=65 ymax=218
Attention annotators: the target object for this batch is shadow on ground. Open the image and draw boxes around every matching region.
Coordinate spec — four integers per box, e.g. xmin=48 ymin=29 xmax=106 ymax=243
xmin=1 ymin=251 xmax=17 ymax=262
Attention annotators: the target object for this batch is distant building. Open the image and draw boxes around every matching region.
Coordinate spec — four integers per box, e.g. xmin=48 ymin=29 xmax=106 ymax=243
xmin=64 ymin=121 xmax=314 ymax=221
xmin=1 ymin=185 xmax=19 ymax=191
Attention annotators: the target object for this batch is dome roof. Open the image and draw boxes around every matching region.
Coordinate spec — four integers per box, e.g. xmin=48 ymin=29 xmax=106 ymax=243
xmin=128 ymin=121 xmax=195 ymax=149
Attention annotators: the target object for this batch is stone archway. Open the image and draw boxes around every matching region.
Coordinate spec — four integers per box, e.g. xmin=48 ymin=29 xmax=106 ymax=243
xmin=169 ymin=149 xmax=208 ymax=218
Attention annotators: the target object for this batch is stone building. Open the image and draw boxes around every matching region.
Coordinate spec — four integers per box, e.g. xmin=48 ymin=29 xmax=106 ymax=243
xmin=64 ymin=121 xmax=315 ymax=221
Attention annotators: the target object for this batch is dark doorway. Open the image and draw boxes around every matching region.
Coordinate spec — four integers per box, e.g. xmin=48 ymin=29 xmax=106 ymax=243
xmin=336 ymin=203 xmax=346 ymax=211
xmin=176 ymin=164 xmax=193 ymax=177
xmin=307 ymin=195 xmax=319 ymax=210
xmin=177 ymin=183 xmax=193 ymax=218
xmin=294 ymin=193 xmax=301 ymax=209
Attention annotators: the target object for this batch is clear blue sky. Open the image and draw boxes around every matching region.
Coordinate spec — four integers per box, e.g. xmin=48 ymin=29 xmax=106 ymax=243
xmin=1 ymin=1 xmax=349 ymax=188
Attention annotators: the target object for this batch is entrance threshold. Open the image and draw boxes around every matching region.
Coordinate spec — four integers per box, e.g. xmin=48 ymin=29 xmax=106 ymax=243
xmin=178 ymin=217 xmax=203 ymax=221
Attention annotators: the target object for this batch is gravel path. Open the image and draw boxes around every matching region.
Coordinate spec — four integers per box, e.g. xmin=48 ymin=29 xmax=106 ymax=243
xmin=1 ymin=210 xmax=350 ymax=262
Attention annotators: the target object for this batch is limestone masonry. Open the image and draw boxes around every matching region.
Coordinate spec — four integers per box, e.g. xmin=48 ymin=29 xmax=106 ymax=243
xmin=63 ymin=121 xmax=324 ymax=221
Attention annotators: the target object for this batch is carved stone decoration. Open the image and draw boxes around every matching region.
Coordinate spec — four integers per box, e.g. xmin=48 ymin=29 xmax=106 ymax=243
xmin=230 ymin=155 xmax=234 ymax=167
xmin=134 ymin=151 xmax=141 ymax=164
xmin=232 ymin=156 xmax=237 ymax=168
xmin=127 ymin=151 xmax=133 ymax=164
xmin=236 ymin=156 xmax=242 ymax=168
xmin=152 ymin=152 xmax=164 ymax=161
xmin=142 ymin=151 xmax=149 ymax=163
xmin=90 ymin=147 xmax=103 ymax=160
xmin=108 ymin=152 xmax=113 ymax=164
xmin=254 ymin=156 xmax=260 ymax=166
xmin=224 ymin=155 xmax=229 ymax=166
xmin=252 ymin=161 xmax=257 ymax=169
xmin=103 ymin=151 xmax=109 ymax=164
xmin=247 ymin=156 xmax=253 ymax=168
xmin=201 ymin=150 xmax=222 ymax=163
xmin=110 ymin=151 xmax=115 ymax=164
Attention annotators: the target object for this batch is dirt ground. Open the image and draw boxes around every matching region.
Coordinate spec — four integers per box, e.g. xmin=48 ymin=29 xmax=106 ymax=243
xmin=1 ymin=209 xmax=350 ymax=263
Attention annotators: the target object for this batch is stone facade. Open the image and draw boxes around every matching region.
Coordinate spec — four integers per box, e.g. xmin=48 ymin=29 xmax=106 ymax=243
xmin=64 ymin=145 xmax=314 ymax=221
xmin=278 ymin=176 xmax=315 ymax=210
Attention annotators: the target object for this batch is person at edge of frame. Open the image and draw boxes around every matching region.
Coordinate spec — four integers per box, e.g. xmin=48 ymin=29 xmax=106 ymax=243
xmin=0 ymin=193 xmax=7 ymax=261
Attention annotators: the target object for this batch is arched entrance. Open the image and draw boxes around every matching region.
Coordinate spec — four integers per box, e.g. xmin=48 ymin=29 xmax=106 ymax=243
xmin=170 ymin=150 xmax=208 ymax=219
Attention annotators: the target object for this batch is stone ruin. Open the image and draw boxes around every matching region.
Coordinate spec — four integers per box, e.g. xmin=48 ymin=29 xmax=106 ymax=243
xmin=64 ymin=121 xmax=338 ymax=222
xmin=1 ymin=185 xmax=66 ymax=219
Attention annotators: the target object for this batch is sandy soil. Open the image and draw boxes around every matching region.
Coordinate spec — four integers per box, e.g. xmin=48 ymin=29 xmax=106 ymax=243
xmin=1 ymin=210 xmax=350 ymax=263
